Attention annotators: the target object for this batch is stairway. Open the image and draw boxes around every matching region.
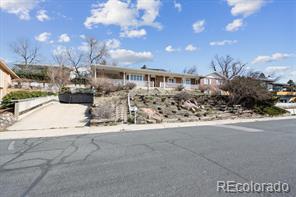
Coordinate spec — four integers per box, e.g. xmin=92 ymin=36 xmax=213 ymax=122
xmin=115 ymin=99 xmax=128 ymax=123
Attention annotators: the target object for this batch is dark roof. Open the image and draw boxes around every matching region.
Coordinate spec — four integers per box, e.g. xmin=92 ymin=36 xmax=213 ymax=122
xmin=141 ymin=65 xmax=167 ymax=72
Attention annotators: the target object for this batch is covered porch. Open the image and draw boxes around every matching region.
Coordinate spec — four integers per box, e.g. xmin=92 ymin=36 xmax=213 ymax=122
xmin=94 ymin=65 xmax=199 ymax=89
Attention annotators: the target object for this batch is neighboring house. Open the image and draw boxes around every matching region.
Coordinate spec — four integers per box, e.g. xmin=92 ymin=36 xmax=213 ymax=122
xmin=94 ymin=64 xmax=200 ymax=89
xmin=199 ymin=72 xmax=225 ymax=95
xmin=254 ymin=73 xmax=276 ymax=91
xmin=0 ymin=60 xmax=19 ymax=100
xmin=12 ymin=64 xmax=73 ymax=92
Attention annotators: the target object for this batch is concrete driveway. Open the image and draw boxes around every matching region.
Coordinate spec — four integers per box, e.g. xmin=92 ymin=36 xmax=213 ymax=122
xmin=6 ymin=102 xmax=90 ymax=131
xmin=0 ymin=119 xmax=295 ymax=197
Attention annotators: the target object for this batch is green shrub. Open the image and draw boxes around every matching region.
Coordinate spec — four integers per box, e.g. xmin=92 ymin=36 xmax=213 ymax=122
xmin=60 ymin=87 xmax=71 ymax=93
xmin=1 ymin=91 xmax=54 ymax=108
xmin=254 ymin=105 xmax=287 ymax=116
xmin=124 ymin=82 xmax=136 ymax=90
xmin=175 ymin=84 xmax=184 ymax=91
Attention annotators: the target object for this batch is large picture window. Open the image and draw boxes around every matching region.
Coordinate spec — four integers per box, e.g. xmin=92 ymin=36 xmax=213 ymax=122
xmin=184 ymin=79 xmax=191 ymax=84
xmin=129 ymin=74 xmax=143 ymax=81
xmin=168 ymin=78 xmax=176 ymax=83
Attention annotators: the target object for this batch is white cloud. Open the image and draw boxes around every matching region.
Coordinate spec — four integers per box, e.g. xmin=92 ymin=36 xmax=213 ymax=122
xmin=137 ymin=0 xmax=161 ymax=29
xmin=36 ymin=9 xmax=50 ymax=22
xmin=174 ymin=1 xmax=182 ymax=12
xmin=84 ymin=0 xmax=137 ymax=28
xmin=210 ymin=40 xmax=238 ymax=46
xmin=185 ymin=44 xmax=197 ymax=52
xmin=84 ymin=0 xmax=161 ymax=30
xmin=265 ymin=66 xmax=296 ymax=82
xmin=80 ymin=34 xmax=86 ymax=40
xmin=0 ymin=0 xmax=38 ymax=20
xmin=78 ymin=38 xmax=120 ymax=53
xmin=120 ymin=28 xmax=147 ymax=38
xmin=78 ymin=42 xmax=89 ymax=52
xmin=226 ymin=0 xmax=267 ymax=17
xmin=109 ymin=49 xmax=153 ymax=65
xmin=35 ymin=32 xmax=51 ymax=42
xmin=53 ymin=45 xmax=67 ymax=56
xmin=165 ymin=45 xmax=177 ymax=52
xmin=226 ymin=19 xmax=243 ymax=32
xmin=265 ymin=66 xmax=289 ymax=75
xmin=58 ymin=34 xmax=71 ymax=43
xmin=192 ymin=20 xmax=205 ymax=33
xmin=106 ymin=39 xmax=121 ymax=49
xmin=252 ymin=53 xmax=295 ymax=64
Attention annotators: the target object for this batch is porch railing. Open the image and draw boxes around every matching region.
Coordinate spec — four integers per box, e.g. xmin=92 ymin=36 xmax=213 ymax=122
xmin=109 ymin=79 xmax=154 ymax=88
xmin=160 ymin=82 xmax=199 ymax=89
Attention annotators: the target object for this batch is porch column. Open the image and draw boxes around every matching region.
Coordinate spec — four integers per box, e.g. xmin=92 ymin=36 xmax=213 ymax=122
xmin=123 ymin=72 xmax=126 ymax=85
xmin=148 ymin=74 xmax=150 ymax=88
xmin=163 ymin=76 xmax=166 ymax=88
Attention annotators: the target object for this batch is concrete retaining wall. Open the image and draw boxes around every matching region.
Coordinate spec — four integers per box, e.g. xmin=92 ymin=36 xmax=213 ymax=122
xmin=275 ymin=103 xmax=296 ymax=115
xmin=276 ymin=103 xmax=296 ymax=108
xmin=14 ymin=96 xmax=58 ymax=118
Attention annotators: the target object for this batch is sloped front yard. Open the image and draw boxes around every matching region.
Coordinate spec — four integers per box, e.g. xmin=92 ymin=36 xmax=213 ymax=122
xmin=131 ymin=93 xmax=263 ymax=124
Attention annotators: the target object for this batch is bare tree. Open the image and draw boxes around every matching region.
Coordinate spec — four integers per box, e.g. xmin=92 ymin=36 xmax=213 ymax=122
xmin=245 ymin=70 xmax=268 ymax=80
xmin=10 ymin=39 xmax=40 ymax=69
xmin=48 ymin=52 xmax=70 ymax=90
xmin=246 ymin=70 xmax=280 ymax=82
xmin=52 ymin=52 xmax=67 ymax=67
xmin=84 ymin=37 xmax=108 ymax=78
xmin=66 ymin=48 xmax=84 ymax=78
xmin=183 ymin=65 xmax=198 ymax=74
xmin=210 ymin=55 xmax=246 ymax=80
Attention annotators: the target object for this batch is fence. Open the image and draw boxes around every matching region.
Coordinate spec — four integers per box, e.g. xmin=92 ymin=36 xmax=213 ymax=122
xmin=14 ymin=96 xmax=58 ymax=118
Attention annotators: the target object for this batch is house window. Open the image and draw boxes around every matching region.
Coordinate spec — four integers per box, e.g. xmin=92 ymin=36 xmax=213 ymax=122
xmin=204 ymin=78 xmax=210 ymax=85
xmin=168 ymin=78 xmax=176 ymax=83
xmin=216 ymin=80 xmax=221 ymax=85
xmin=129 ymin=74 xmax=143 ymax=81
xmin=184 ymin=79 xmax=191 ymax=84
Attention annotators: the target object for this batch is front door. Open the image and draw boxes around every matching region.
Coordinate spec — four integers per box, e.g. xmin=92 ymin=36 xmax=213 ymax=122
xmin=154 ymin=76 xmax=163 ymax=87
xmin=150 ymin=77 xmax=155 ymax=87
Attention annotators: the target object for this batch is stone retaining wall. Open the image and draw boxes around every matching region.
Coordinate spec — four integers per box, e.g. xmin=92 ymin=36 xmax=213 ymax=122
xmin=0 ymin=112 xmax=16 ymax=130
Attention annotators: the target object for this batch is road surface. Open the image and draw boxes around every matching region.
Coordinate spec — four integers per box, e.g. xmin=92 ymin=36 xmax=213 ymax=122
xmin=0 ymin=119 xmax=295 ymax=197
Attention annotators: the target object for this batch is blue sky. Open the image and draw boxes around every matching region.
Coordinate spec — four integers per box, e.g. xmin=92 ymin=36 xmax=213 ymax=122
xmin=0 ymin=0 xmax=295 ymax=82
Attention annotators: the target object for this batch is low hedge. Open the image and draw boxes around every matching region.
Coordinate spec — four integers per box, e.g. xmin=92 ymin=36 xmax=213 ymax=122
xmin=254 ymin=105 xmax=287 ymax=116
xmin=1 ymin=91 xmax=55 ymax=108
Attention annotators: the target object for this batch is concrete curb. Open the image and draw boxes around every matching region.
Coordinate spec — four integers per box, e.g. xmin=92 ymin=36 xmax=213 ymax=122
xmin=1 ymin=116 xmax=295 ymax=140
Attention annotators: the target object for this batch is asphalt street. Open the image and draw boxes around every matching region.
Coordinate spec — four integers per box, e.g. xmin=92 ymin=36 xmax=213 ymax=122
xmin=0 ymin=119 xmax=295 ymax=197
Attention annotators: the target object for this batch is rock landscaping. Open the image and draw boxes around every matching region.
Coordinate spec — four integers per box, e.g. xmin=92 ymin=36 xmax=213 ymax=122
xmin=89 ymin=88 xmax=287 ymax=125
xmin=90 ymin=91 xmax=128 ymax=126
xmin=130 ymin=90 xmax=263 ymax=124
xmin=0 ymin=112 xmax=16 ymax=130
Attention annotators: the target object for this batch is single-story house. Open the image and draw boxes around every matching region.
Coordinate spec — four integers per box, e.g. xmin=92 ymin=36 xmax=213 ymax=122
xmin=12 ymin=64 xmax=74 ymax=92
xmin=199 ymin=72 xmax=225 ymax=95
xmin=0 ymin=60 xmax=19 ymax=99
xmin=94 ymin=65 xmax=200 ymax=89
